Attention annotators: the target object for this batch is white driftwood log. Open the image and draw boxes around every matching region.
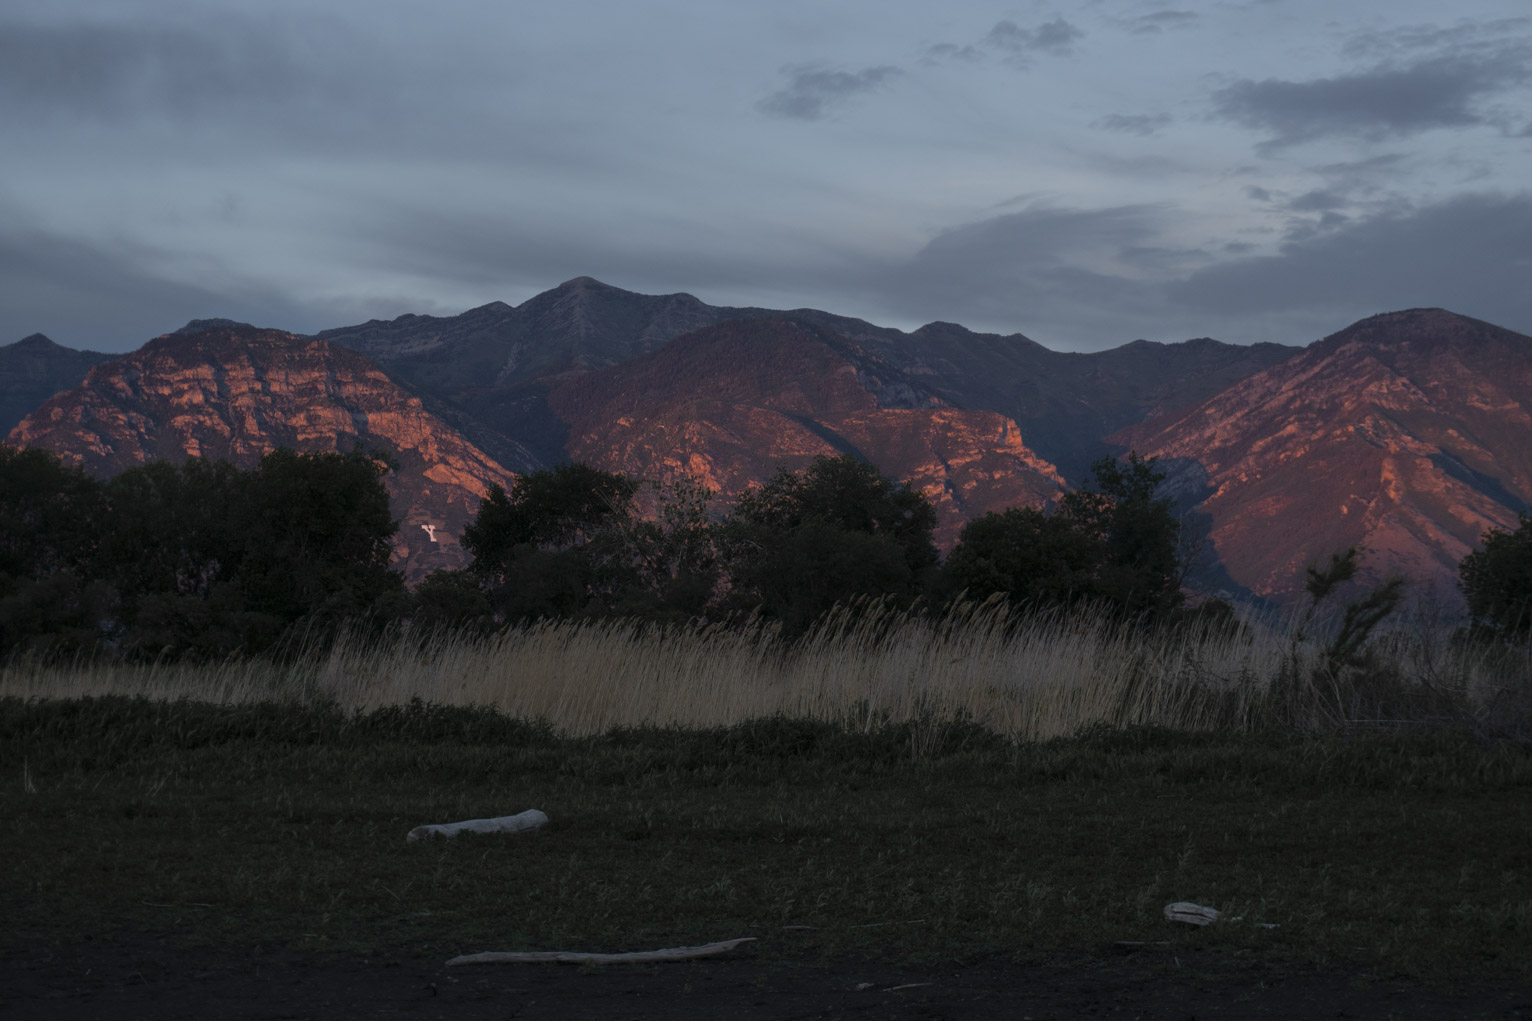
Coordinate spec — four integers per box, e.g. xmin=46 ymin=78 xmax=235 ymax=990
xmin=1163 ymin=901 xmax=1222 ymax=925
xmin=407 ymin=809 xmax=549 ymax=842
xmin=446 ymin=937 xmax=757 ymax=966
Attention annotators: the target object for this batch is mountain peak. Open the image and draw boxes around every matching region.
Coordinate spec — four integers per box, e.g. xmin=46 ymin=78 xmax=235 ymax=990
xmin=9 ymin=333 xmax=60 ymax=350
xmin=172 ymin=318 xmax=260 ymax=336
xmin=1315 ymin=307 xmax=1525 ymax=359
xmin=554 ymin=276 xmax=623 ymax=294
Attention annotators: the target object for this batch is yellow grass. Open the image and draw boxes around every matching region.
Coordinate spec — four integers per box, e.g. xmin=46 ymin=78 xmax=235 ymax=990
xmin=4 ymin=602 xmax=1525 ymax=739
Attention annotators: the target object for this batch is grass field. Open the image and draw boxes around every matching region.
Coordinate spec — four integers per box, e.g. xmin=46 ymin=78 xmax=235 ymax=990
xmin=3 ymin=608 xmax=1530 ymax=983
xmin=4 ymin=601 xmax=1528 ymax=737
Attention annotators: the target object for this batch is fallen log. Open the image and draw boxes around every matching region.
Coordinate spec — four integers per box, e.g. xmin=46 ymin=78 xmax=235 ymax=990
xmin=1163 ymin=902 xmax=1221 ymax=925
xmin=445 ymin=937 xmax=757 ymax=966
xmin=407 ymin=809 xmax=548 ymax=842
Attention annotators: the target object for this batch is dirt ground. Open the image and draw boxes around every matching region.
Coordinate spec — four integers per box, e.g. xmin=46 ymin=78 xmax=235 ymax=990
xmin=5 ymin=934 xmax=1531 ymax=1021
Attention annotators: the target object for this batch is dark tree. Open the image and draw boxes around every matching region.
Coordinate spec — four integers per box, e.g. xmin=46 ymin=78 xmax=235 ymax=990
xmin=722 ymin=454 xmax=938 ymax=634
xmin=1057 ymin=453 xmax=1183 ymax=618
xmin=731 ymin=454 xmax=937 ymax=576
xmin=941 ymin=453 xmax=1183 ymax=620
xmin=1460 ymin=514 xmax=1532 ymax=642
xmin=236 ymin=448 xmax=403 ymax=626
xmin=408 ymin=568 xmax=497 ymax=635
xmin=609 ymin=477 xmax=722 ymax=623
xmin=101 ymin=458 xmax=247 ymax=603
xmin=462 ymin=463 xmax=641 ymax=623
xmin=942 ymin=506 xmax=1103 ymax=609
xmin=0 ymin=446 xmax=113 ymax=657
xmin=99 ymin=457 xmax=274 ymax=659
xmin=1 ymin=446 xmax=404 ymax=660
xmin=464 ymin=464 xmax=637 ymax=570
xmin=0 ymin=446 xmax=105 ymax=583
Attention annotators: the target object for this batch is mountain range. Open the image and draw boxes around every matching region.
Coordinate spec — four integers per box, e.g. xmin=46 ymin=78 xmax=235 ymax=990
xmin=5 ymin=278 xmax=1529 ymax=604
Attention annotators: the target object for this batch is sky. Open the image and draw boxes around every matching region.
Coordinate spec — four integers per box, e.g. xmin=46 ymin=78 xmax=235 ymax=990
xmin=3 ymin=0 xmax=1531 ymax=354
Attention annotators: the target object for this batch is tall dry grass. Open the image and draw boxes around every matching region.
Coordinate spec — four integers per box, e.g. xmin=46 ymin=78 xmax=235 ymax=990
xmin=4 ymin=601 xmax=1527 ymax=739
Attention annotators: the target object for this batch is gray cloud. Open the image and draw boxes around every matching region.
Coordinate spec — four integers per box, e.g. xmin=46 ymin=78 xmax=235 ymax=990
xmin=757 ymin=65 xmax=903 ymax=120
xmin=1287 ymin=189 xmax=1348 ymax=211
xmin=985 ymin=18 xmax=1085 ymax=61
xmin=861 ymin=192 xmax=1532 ymax=348
xmin=923 ymin=18 xmax=1086 ymax=69
xmin=1312 ymin=153 xmax=1410 ymax=178
xmin=1212 ymin=45 xmax=1532 ymax=148
xmin=1343 ymin=18 xmax=1532 ymax=61
xmin=0 ymin=14 xmax=362 ymax=122
xmin=871 ymin=205 xmax=1165 ymax=342
xmin=1094 ymin=112 xmax=1172 ymax=136
xmin=1123 ymin=11 xmax=1198 ymax=35
xmin=0 ymin=225 xmax=321 ymax=350
xmin=923 ymin=42 xmax=981 ymax=64
xmin=1169 ymin=193 xmax=1532 ymax=332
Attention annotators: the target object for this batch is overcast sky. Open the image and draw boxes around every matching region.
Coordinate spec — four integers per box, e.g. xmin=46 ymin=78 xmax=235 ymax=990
xmin=3 ymin=0 xmax=1530 ymax=353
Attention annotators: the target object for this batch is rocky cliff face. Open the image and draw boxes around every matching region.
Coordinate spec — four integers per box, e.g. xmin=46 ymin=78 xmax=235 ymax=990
xmin=547 ymin=319 xmax=1066 ymax=547
xmin=0 ymin=333 xmax=113 ymax=437
xmin=1116 ymin=309 xmax=1532 ymax=604
xmin=6 ymin=327 xmax=516 ymax=582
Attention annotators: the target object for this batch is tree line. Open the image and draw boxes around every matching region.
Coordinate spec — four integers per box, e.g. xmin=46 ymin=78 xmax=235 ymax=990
xmin=3 ymin=444 xmax=1528 ymax=661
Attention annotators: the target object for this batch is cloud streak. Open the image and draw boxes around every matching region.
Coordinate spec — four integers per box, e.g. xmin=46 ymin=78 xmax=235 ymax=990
xmin=757 ymin=65 xmax=902 ymax=120
xmin=0 ymin=14 xmax=362 ymax=122
xmin=924 ymin=17 xmax=1085 ymax=68
xmin=1212 ymin=43 xmax=1532 ymax=148
xmin=985 ymin=17 xmax=1084 ymax=59
xmin=1094 ymin=113 xmax=1173 ymax=136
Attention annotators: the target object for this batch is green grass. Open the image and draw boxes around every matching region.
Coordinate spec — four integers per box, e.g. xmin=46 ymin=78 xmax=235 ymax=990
xmin=4 ymin=697 xmax=1531 ymax=981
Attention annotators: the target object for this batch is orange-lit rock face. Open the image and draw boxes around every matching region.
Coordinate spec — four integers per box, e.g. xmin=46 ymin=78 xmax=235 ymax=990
xmin=1117 ymin=309 xmax=1532 ymax=603
xmin=548 ymin=319 xmax=1065 ymax=546
xmin=6 ymin=328 xmax=515 ymax=582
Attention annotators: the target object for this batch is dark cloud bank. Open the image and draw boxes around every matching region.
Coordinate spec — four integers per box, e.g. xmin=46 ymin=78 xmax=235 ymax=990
xmin=875 ymin=192 xmax=1532 ymax=346
xmin=1212 ymin=40 xmax=1532 ymax=148
xmin=8 ymin=191 xmax=1532 ymax=353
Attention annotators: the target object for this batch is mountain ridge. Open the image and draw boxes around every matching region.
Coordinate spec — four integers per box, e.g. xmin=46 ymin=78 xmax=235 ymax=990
xmin=318 ymin=276 xmax=1300 ymax=482
xmin=8 ymin=283 xmax=1525 ymax=607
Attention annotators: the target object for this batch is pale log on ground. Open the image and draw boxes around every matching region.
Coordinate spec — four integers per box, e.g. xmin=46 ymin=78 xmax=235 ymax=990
xmin=1163 ymin=902 xmax=1222 ymax=925
xmin=445 ymin=938 xmax=758 ymax=966
xmin=406 ymin=809 xmax=549 ymax=842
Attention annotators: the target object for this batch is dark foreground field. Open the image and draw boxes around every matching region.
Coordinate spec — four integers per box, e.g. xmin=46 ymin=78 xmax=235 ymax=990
xmin=4 ymin=698 xmax=1532 ymax=1019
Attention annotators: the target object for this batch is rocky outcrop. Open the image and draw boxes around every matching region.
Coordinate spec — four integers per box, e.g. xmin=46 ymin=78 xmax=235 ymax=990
xmin=6 ymin=326 xmax=515 ymax=581
xmin=548 ymin=319 xmax=1065 ymax=547
xmin=0 ymin=333 xmax=113 ymax=437
xmin=1116 ymin=309 xmax=1532 ymax=604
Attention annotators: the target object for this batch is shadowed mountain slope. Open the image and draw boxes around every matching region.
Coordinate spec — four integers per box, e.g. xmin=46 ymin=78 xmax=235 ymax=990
xmin=0 ymin=333 xmax=114 ymax=437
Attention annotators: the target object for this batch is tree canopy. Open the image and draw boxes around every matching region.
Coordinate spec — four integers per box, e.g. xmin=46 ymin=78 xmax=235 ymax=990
xmin=0 ymin=445 xmax=404 ymax=660
xmin=1460 ymin=513 xmax=1532 ymax=643
xmin=944 ymin=453 xmax=1183 ymax=619
xmin=722 ymin=454 xmax=938 ymax=634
